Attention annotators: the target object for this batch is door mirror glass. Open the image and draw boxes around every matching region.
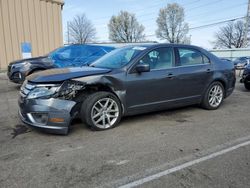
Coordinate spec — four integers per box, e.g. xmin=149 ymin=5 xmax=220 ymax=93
xmin=136 ymin=64 xmax=150 ymax=73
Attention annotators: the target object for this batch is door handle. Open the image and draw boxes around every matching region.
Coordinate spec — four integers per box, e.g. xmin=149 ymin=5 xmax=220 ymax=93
xmin=206 ymin=69 xmax=211 ymax=73
xmin=167 ymin=73 xmax=175 ymax=79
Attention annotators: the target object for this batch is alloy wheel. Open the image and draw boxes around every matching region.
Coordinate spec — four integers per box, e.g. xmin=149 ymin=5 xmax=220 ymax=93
xmin=91 ymin=97 xmax=119 ymax=129
xmin=208 ymin=85 xmax=223 ymax=108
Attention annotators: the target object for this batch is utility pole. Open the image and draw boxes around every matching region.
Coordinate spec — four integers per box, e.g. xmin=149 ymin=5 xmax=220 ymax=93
xmin=244 ymin=0 xmax=250 ymax=47
xmin=67 ymin=21 xmax=70 ymax=45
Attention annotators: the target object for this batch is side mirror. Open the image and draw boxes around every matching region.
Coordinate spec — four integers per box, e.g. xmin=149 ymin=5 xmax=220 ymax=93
xmin=136 ymin=64 xmax=150 ymax=73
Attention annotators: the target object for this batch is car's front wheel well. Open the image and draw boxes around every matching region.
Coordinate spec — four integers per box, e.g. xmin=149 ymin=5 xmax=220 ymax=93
xmin=76 ymin=84 xmax=124 ymax=115
xmin=85 ymin=84 xmax=114 ymax=93
xmin=78 ymin=84 xmax=121 ymax=104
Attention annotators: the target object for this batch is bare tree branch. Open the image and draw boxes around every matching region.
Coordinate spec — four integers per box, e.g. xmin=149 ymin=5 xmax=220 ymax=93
xmin=108 ymin=11 xmax=145 ymax=42
xmin=156 ymin=3 xmax=189 ymax=44
xmin=68 ymin=14 xmax=96 ymax=44
xmin=213 ymin=20 xmax=247 ymax=49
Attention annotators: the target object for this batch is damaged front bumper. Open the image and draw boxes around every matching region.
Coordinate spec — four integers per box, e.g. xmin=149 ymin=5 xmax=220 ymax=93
xmin=18 ymin=97 xmax=76 ymax=134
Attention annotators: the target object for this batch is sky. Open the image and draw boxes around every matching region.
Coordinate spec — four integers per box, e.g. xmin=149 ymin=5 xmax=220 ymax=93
xmin=62 ymin=0 xmax=249 ymax=49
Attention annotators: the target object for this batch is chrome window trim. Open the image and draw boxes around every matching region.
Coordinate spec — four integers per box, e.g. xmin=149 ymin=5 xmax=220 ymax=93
xmin=176 ymin=63 xmax=210 ymax=68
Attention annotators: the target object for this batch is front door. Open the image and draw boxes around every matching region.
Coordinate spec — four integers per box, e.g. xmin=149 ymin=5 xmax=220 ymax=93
xmin=126 ymin=47 xmax=179 ymax=113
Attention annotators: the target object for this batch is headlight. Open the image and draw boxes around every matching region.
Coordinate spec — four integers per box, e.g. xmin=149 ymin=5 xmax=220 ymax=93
xmin=26 ymin=80 xmax=85 ymax=100
xmin=27 ymin=86 xmax=59 ymax=99
xmin=55 ymin=80 xmax=85 ymax=99
xmin=13 ymin=61 xmax=29 ymax=68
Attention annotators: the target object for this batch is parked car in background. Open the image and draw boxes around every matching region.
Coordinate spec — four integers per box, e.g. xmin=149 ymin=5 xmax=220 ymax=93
xmin=233 ymin=56 xmax=250 ymax=69
xmin=240 ymin=64 xmax=250 ymax=90
xmin=18 ymin=44 xmax=236 ymax=134
xmin=7 ymin=44 xmax=115 ymax=84
xmin=220 ymin=58 xmax=232 ymax=62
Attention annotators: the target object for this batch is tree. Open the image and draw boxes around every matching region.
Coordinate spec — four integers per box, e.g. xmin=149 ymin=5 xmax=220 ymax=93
xmin=68 ymin=14 xmax=96 ymax=44
xmin=156 ymin=3 xmax=189 ymax=44
xmin=214 ymin=20 xmax=246 ymax=49
xmin=108 ymin=11 xmax=145 ymax=42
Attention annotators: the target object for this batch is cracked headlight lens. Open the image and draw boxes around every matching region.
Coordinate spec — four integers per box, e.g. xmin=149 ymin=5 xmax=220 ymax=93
xmin=55 ymin=80 xmax=85 ymax=99
xmin=27 ymin=86 xmax=59 ymax=99
xmin=26 ymin=80 xmax=84 ymax=100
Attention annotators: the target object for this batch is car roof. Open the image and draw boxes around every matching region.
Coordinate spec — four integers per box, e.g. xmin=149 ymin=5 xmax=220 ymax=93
xmin=67 ymin=44 xmax=116 ymax=49
xmin=123 ymin=43 xmax=201 ymax=48
xmin=120 ymin=43 xmax=205 ymax=52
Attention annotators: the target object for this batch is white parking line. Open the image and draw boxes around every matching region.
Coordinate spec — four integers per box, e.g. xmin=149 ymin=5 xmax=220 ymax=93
xmin=119 ymin=140 xmax=250 ymax=188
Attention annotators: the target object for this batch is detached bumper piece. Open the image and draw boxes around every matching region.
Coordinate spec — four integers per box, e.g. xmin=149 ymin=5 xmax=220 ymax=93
xmin=18 ymin=97 xmax=76 ymax=135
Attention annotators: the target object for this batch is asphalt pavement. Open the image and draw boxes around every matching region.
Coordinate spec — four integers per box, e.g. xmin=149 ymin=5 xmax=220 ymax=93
xmin=0 ymin=72 xmax=249 ymax=188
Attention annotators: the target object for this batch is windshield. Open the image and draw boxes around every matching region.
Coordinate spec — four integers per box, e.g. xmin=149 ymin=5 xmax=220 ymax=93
xmin=90 ymin=46 xmax=145 ymax=69
xmin=47 ymin=47 xmax=63 ymax=58
xmin=48 ymin=45 xmax=115 ymax=61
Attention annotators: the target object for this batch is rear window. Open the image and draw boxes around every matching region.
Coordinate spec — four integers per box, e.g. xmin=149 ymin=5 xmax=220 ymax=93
xmin=178 ymin=48 xmax=209 ymax=66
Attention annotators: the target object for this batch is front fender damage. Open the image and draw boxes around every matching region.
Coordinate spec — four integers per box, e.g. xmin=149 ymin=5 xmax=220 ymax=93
xmin=73 ymin=75 xmax=127 ymax=114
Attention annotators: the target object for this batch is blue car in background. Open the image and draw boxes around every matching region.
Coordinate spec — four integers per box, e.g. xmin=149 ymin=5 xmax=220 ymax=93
xmin=7 ymin=44 xmax=115 ymax=83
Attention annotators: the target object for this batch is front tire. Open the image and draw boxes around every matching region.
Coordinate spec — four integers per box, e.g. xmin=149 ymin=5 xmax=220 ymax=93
xmin=244 ymin=82 xmax=250 ymax=90
xmin=80 ymin=92 xmax=122 ymax=131
xmin=201 ymin=82 xmax=224 ymax=110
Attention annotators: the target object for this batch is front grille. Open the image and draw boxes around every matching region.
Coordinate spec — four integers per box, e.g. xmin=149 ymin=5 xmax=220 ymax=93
xmin=20 ymin=81 xmax=35 ymax=98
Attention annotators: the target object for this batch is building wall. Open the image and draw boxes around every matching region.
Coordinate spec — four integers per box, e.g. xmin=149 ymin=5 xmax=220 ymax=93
xmin=0 ymin=0 xmax=64 ymax=70
xmin=210 ymin=48 xmax=250 ymax=60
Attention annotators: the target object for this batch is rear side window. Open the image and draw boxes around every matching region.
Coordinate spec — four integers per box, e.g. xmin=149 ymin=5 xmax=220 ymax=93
xmin=203 ymin=55 xmax=210 ymax=64
xmin=178 ymin=48 xmax=209 ymax=66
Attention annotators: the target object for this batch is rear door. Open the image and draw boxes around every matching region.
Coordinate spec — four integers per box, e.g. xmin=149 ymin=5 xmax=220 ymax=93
xmin=175 ymin=47 xmax=213 ymax=100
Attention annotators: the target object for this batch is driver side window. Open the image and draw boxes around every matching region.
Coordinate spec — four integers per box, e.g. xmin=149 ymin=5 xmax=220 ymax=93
xmin=58 ymin=46 xmax=83 ymax=60
xmin=139 ymin=47 xmax=174 ymax=70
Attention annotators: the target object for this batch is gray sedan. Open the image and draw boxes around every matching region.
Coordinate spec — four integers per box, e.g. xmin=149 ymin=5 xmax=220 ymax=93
xmin=19 ymin=44 xmax=236 ymax=134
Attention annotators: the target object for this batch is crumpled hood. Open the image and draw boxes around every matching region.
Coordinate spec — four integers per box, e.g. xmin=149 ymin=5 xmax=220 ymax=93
xmin=10 ymin=56 xmax=48 ymax=65
xmin=27 ymin=66 xmax=111 ymax=83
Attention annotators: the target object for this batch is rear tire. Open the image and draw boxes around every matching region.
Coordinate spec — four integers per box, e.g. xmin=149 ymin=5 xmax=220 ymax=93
xmin=244 ymin=82 xmax=250 ymax=90
xmin=201 ymin=82 xmax=224 ymax=110
xmin=80 ymin=92 xmax=122 ymax=131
